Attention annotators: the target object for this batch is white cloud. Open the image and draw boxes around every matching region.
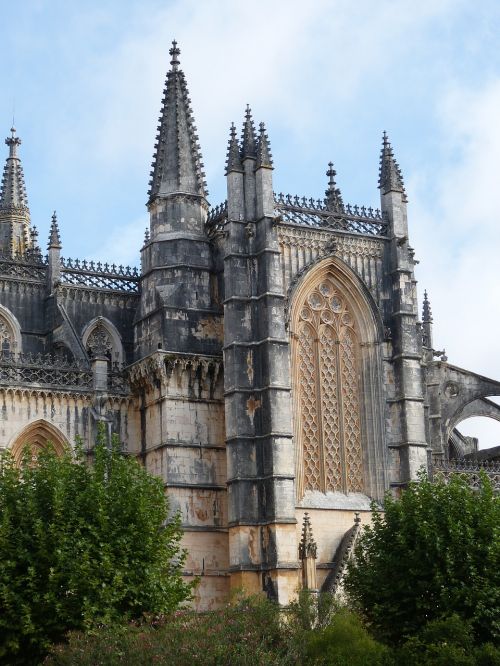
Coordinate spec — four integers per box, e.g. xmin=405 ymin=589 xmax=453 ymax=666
xmin=410 ymin=78 xmax=500 ymax=447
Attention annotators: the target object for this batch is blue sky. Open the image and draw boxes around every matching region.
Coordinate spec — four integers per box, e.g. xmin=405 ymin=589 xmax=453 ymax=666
xmin=1 ymin=0 xmax=500 ymax=446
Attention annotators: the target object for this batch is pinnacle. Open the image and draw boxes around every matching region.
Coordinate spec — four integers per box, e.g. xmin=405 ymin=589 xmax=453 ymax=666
xmin=225 ymin=122 xmax=243 ymax=174
xmin=299 ymin=512 xmax=317 ymax=560
xmin=255 ymin=122 xmax=273 ymax=169
xmin=148 ymin=42 xmax=208 ymax=203
xmin=422 ymin=290 xmax=433 ymax=323
xmin=48 ymin=211 xmax=62 ymax=249
xmin=240 ymin=105 xmax=257 ymax=159
xmin=378 ymin=131 xmax=407 ymax=201
xmin=324 ymin=161 xmax=343 ymax=212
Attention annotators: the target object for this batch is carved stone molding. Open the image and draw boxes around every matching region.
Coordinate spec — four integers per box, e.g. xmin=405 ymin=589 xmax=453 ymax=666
xmin=128 ymin=350 xmax=223 ymax=399
xmin=277 ymin=224 xmax=384 ymax=260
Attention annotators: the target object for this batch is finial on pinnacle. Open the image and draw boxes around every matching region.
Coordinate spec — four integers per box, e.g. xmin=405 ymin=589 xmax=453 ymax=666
xmin=169 ymin=40 xmax=181 ymax=70
xmin=5 ymin=125 xmax=21 ymax=156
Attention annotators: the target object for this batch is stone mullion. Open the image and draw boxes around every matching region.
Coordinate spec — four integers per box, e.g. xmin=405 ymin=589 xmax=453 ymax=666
xmin=335 ymin=338 xmax=349 ymax=493
xmin=312 ymin=329 xmax=327 ymax=493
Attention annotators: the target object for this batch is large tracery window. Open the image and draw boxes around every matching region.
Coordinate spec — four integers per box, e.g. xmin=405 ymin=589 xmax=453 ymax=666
xmin=295 ymin=276 xmax=364 ymax=494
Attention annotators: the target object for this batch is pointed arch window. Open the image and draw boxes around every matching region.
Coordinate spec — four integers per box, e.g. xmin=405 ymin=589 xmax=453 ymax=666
xmin=295 ymin=277 xmax=364 ymax=494
xmin=0 ymin=316 xmax=15 ymax=356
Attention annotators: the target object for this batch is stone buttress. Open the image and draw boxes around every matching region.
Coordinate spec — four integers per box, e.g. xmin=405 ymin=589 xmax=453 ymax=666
xmin=223 ymin=112 xmax=296 ymax=603
xmin=379 ymin=133 xmax=428 ymax=483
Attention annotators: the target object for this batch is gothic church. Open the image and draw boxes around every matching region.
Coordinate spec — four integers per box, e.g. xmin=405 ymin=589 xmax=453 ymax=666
xmin=1 ymin=42 xmax=499 ymax=609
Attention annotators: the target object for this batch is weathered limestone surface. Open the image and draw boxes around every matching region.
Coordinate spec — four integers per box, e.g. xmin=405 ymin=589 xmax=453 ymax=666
xmin=0 ymin=44 xmax=496 ymax=610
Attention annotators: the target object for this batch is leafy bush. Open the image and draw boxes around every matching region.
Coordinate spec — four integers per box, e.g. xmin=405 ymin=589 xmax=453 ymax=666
xmin=0 ymin=427 xmax=192 ymax=665
xmin=46 ymin=596 xmax=294 ymax=666
xmin=345 ymin=472 xmax=500 ymax=645
xmin=301 ymin=607 xmax=393 ymax=665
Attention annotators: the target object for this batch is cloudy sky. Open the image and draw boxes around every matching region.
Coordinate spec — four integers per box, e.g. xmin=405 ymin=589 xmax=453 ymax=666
xmin=1 ymin=0 xmax=500 ymax=446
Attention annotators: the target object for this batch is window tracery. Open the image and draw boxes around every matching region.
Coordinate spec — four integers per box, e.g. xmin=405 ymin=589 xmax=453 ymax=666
xmin=295 ymin=277 xmax=364 ymax=494
xmin=0 ymin=317 xmax=14 ymax=354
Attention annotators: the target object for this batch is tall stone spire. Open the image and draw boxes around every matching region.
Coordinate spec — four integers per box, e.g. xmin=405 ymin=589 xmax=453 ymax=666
xmin=225 ymin=122 xmax=243 ymax=174
xmin=324 ymin=161 xmax=343 ymax=212
xmin=148 ymin=41 xmax=208 ymax=204
xmin=378 ymin=131 xmax=407 ymax=201
xmin=240 ymin=105 xmax=257 ymax=160
xmin=0 ymin=127 xmax=31 ymax=256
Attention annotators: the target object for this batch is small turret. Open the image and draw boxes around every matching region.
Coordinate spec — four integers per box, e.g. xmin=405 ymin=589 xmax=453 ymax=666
xmin=324 ymin=161 xmax=343 ymax=212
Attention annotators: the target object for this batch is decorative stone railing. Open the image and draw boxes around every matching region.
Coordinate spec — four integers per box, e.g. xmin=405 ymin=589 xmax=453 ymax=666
xmin=60 ymin=258 xmax=140 ymax=293
xmin=0 ymin=352 xmax=93 ymax=389
xmin=0 ymin=352 xmax=130 ymax=394
xmin=274 ymin=193 xmax=388 ymax=236
xmin=0 ymin=252 xmax=47 ymax=281
xmin=431 ymin=457 xmax=500 ymax=492
xmin=205 ymin=195 xmax=389 ymax=238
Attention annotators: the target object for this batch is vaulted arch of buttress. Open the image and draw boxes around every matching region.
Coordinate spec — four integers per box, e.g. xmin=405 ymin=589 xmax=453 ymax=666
xmin=288 ymin=257 xmax=387 ymax=502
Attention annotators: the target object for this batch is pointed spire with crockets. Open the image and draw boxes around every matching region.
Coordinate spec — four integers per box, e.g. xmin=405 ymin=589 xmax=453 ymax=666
xmin=299 ymin=512 xmax=317 ymax=560
xmin=148 ymin=41 xmax=208 ymax=204
xmin=422 ymin=290 xmax=434 ymax=350
xmin=240 ymin=105 xmax=257 ymax=160
xmin=225 ymin=122 xmax=243 ymax=174
xmin=255 ymin=122 xmax=273 ymax=169
xmin=378 ymin=131 xmax=407 ymax=201
xmin=422 ymin=290 xmax=433 ymax=324
xmin=0 ymin=127 xmax=29 ymax=214
xmin=324 ymin=162 xmax=343 ymax=212
xmin=48 ymin=211 xmax=61 ymax=249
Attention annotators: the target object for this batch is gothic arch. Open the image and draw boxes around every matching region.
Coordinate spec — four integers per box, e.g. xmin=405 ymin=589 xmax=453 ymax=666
xmin=0 ymin=304 xmax=22 ymax=355
xmin=289 ymin=257 xmax=386 ymax=501
xmin=82 ymin=317 xmax=124 ymax=364
xmin=9 ymin=419 xmax=68 ymax=465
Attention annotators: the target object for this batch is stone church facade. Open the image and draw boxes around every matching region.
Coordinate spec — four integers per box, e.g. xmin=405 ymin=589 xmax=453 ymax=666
xmin=1 ymin=42 xmax=499 ymax=609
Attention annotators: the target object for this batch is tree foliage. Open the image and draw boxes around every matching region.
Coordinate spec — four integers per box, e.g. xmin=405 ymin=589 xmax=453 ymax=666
xmin=345 ymin=472 xmax=500 ymax=646
xmin=0 ymin=426 xmax=192 ymax=665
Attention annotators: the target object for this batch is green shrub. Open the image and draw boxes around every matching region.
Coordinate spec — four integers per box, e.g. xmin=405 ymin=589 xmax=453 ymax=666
xmin=301 ymin=607 xmax=393 ymax=666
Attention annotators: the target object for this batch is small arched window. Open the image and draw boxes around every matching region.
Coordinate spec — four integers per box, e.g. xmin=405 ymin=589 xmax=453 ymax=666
xmin=0 ymin=317 xmax=13 ymax=356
